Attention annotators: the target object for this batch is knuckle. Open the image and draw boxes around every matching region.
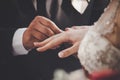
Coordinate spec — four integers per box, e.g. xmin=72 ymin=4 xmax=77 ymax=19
xmin=35 ymin=16 xmax=40 ymax=20
xmin=46 ymin=28 xmax=54 ymax=36
xmin=34 ymin=16 xmax=44 ymax=22
xmin=30 ymin=22 xmax=36 ymax=27
xmin=49 ymin=22 xmax=55 ymax=27
xmin=44 ymin=19 xmax=53 ymax=26
xmin=36 ymin=16 xmax=45 ymax=21
xmin=46 ymin=20 xmax=52 ymax=26
xmin=29 ymin=23 xmax=36 ymax=30
xmin=30 ymin=21 xmax=40 ymax=29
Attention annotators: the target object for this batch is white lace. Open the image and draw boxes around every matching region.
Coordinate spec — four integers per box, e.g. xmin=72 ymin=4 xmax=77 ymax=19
xmin=78 ymin=0 xmax=120 ymax=74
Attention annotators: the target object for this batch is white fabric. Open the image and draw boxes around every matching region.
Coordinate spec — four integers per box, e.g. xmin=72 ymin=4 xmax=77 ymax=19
xmin=78 ymin=0 xmax=120 ymax=74
xmin=78 ymin=29 xmax=120 ymax=73
xmin=33 ymin=0 xmax=88 ymax=15
xmin=32 ymin=0 xmax=37 ymax=11
xmin=53 ymin=69 xmax=89 ymax=80
xmin=12 ymin=28 xmax=28 ymax=56
xmin=72 ymin=0 xmax=89 ymax=14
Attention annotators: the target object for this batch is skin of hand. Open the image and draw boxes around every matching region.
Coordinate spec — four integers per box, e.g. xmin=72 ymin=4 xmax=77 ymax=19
xmin=34 ymin=26 xmax=88 ymax=58
xmin=89 ymin=70 xmax=120 ymax=80
xmin=105 ymin=24 xmax=120 ymax=49
xmin=23 ymin=16 xmax=62 ymax=50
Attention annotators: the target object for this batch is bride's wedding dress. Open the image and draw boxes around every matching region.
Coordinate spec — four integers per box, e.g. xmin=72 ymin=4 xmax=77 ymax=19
xmin=53 ymin=0 xmax=120 ymax=80
xmin=78 ymin=0 xmax=120 ymax=74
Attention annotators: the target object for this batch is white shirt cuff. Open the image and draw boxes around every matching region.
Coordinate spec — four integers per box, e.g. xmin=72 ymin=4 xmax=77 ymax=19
xmin=12 ymin=28 xmax=29 ymax=56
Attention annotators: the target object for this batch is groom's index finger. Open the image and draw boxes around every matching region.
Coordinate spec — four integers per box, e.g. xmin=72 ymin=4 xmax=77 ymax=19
xmin=37 ymin=16 xmax=63 ymax=33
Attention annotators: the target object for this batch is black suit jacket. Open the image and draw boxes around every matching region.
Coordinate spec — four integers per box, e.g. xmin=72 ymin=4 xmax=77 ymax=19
xmin=0 ymin=0 xmax=109 ymax=80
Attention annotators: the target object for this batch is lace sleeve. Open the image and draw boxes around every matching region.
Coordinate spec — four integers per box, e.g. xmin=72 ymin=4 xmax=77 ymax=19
xmin=78 ymin=0 xmax=120 ymax=74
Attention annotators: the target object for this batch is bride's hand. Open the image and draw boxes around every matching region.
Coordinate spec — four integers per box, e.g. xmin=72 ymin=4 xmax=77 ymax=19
xmin=34 ymin=26 xmax=88 ymax=58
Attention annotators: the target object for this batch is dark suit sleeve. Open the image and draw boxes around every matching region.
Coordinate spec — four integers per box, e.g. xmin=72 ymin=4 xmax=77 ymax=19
xmin=0 ymin=0 xmax=35 ymax=59
xmin=0 ymin=28 xmax=16 ymax=57
xmin=0 ymin=0 xmax=19 ymax=60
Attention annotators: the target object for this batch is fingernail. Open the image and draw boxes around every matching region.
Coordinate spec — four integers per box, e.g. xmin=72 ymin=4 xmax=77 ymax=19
xmin=58 ymin=52 xmax=64 ymax=58
xmin=37 ymin=48 xmax=40 ymax=51
xmin=34 ymin=42 xmax=38 ymax=46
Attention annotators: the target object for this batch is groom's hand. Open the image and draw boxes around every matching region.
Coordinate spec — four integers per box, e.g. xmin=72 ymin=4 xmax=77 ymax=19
xmin=23 ymin=16 xmax=62 ymax=50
